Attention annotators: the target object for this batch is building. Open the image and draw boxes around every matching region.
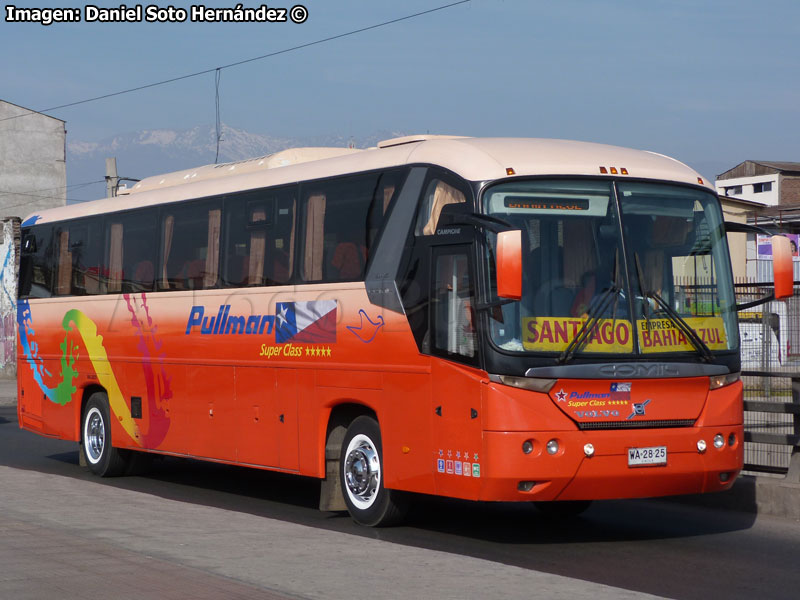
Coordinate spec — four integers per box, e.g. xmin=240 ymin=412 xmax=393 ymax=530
xmin=715 ymin=160 xmax=800 ymax=208
xmin=0 ymin=99 xmax=67 ymax=375
xmin=0 ymin=100 xmax=67 ymax=217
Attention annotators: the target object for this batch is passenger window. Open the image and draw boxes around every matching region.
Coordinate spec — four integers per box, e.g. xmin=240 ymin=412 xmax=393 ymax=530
xmin=300 ymin=173 xmax=380 ymax=282
xmin=19 ymin=226 xmax=55 ymax=299
xmin=416 ymin=177 xmax=468 ymax=236
xmin=222 ymin=189 xmax=296 ymax=287
xmin=106 ymin=212 xmax=157 ymax=293
xmin=159 ymin=202 xmax=221 ymax=291
xmin=367 ymin=170 xmax=406 ymax=249
xmin=54 ymin=220 xmax=104 ymax=296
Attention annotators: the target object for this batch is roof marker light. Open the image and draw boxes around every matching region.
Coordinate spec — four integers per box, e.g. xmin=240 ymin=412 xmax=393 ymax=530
xmin=599 ymin=166 xmax=608 ymax=174
xmin=610 ymin=167 xmax=618 ymax=174
xmin=506 ymin=167 xmax=516 ymax=176
xmin=697 ymin=177 xmax=704 ymax=185
xmin=620 ymin=167 xmax=629 ymax=175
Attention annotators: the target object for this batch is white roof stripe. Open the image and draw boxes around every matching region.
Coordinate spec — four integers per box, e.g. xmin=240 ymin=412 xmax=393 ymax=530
xmin=24 ymin=137 xmax=712 ymax=225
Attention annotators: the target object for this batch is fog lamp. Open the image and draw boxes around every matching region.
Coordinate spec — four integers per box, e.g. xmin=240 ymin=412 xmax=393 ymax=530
xmin=697 ymin=440 xmax=707 ymax=453
xmin=522 ymin=440 xmax=534 ymax=454
xmin=546 ymin=439 xmax=559 ymax=455
xmin=714 ymin=434 xmax=725 ymax=449
xmin=583 ymin=443 xmax=595 ymax=457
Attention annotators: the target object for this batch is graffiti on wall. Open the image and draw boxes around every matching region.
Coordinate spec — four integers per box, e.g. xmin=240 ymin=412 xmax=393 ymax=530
xmin=0 ymin=219 xmax=17 ymax=374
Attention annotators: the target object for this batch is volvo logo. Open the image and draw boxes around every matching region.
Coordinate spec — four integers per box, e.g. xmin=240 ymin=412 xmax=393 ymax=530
xmin=627 ymin=399 xmax=652 ymax=420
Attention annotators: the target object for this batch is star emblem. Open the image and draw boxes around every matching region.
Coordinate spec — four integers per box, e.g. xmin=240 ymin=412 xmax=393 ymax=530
xmin=555 ymin=389 xmax=567 ymax=402
xmin=276 ymin=305 xmax=289 ymax=328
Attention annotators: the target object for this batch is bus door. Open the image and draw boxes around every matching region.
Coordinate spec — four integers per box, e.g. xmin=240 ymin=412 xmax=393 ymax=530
xmin=429 ymin=245 xmax=484 ymax=497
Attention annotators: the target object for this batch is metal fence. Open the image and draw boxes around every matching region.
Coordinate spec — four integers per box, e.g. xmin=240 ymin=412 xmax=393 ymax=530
xmin=734 ymin=279 xmax=800 ymax=478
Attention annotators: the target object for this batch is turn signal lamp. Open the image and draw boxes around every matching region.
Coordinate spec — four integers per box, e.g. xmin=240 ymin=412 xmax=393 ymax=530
xmin=709 ymin=373 xmax=740 ymax=390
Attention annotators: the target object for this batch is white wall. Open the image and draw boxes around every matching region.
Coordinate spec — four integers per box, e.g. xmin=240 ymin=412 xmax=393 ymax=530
xmin=715 ymin=174 xmax=780 ymax=206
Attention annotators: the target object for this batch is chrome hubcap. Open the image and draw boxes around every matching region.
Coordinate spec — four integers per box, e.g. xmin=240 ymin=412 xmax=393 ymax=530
xmin=344 ymin=437 xmax=380 ymax=507
xmin=85 ymin=409 xmax=105 ymax=463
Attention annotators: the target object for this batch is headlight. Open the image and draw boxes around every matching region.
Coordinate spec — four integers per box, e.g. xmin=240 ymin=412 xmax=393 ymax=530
xmin=489 ymin=374 xmax=556 ymax=393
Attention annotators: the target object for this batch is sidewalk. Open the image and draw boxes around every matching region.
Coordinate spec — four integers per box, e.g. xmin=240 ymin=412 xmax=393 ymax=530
xmin=0 ymin=374 xmax=16 ymax=406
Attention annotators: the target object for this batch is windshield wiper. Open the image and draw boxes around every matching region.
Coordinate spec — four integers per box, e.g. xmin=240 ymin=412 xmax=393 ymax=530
xmin=558 ymin=249 xmax=623 ymax=364
xmin=633 ymin=252 xmax=714 ymax=363
xmin=557 ymin=285 xmax=621 ymax=364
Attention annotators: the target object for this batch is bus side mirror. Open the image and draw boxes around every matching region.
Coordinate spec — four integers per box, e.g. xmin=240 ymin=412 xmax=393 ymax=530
xmin=772 ymin=235 xmax=794 ymax=300
xmin=496 ymin=230 xmax=522 ymax=300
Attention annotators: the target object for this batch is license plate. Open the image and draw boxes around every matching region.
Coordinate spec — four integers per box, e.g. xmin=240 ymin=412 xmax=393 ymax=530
xmin=627 ymin=446 xmax=667 ymax=467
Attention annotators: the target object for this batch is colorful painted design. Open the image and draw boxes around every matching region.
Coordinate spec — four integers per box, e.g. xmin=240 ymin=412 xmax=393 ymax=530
xmin=17 ymin=293 xmax=172 ymax=448
xmin=18 ymin=299 xmax=78 ymax=405
xmin=21 ymin=215 xmax=41 ymax=227
xmin=124 ymin=294 xmax=172 ymax=447
xmin=347 ymin=309 xmax=385 ymax=343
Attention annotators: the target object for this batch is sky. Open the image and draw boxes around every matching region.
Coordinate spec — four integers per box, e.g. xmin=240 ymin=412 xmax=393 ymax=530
xmin=2 ymin=0 xmax=800 ymax=183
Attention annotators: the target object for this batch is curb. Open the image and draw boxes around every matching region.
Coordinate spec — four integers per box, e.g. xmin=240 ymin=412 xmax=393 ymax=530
xmin=666 ymin=474 xmax=800 ymax=520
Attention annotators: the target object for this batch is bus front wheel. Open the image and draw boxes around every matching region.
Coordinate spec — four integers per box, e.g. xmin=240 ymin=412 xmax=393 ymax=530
xmin=340 ymin=416 xmax=407 ymax=527
xmin=81 ymin=392 xmax=129 ymax=477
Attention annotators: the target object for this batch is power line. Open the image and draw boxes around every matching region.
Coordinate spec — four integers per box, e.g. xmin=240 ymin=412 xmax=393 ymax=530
xmin=1 ymin=1 xmax=471 ymax=123
xmin=0 ymin=181 xmax=105 ymax=206
xmin=0 ymin=180 xmax=104 ymax=197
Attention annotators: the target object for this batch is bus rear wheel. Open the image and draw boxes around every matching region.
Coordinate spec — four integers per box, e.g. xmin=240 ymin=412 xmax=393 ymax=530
xmin=340 ymin=416 xmax=407 ymax=527
xmin=81 ymin=392 xmax=129 ymax=477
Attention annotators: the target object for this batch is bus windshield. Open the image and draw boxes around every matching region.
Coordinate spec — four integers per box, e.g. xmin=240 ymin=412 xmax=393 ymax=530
xmin=484 ymin=178 xmax=738 ymax=358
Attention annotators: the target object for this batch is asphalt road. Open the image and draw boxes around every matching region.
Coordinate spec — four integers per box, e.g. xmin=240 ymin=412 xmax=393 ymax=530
xmin=2 ymin=404 xmax=800 ymax=600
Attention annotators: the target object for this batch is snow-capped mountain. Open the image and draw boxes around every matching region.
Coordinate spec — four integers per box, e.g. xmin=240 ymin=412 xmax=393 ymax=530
xmin=66 ymin=125 xmax=404 ymax=202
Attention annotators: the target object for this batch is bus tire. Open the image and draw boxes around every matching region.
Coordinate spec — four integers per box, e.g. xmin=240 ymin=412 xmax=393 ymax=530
xmin=534 ymin=500 xmax=592 ymax=517
xmin=340 ymin=415 xmax=407 ymax=527
xmin=81 ymin=392 xmax=129 ymax=477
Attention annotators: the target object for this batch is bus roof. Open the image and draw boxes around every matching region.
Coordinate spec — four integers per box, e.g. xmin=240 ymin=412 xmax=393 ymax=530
xmin=23 ymin=136 xmax=714 ymax=225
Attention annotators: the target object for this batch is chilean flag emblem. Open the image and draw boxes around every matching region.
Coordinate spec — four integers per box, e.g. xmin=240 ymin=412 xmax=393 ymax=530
xmin=275 ymin=301 xmax=337 ymax=344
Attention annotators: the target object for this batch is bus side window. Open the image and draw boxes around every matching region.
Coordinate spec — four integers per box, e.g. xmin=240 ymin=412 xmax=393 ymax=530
xmin=20 ymin=225 xmax=55 ymax=299
xmin=107 ymin=212 xmax=157 ymax=294
xmin=417 ymin=179 xmax=467 ymax=236
xmin=54 ymin=221 xmax=105 ymax=296
xmin=432 ymin=251 xmax=476 ymax=361
xmin=367 ymin=170 xmax=406 ymax=249
xmin=159 ymin=203 xmax=220 ymax=291
xmin=222 ymin=189 xmax=296 ymax=288
xmin=300 ymin=173 xmax=380 ymax=283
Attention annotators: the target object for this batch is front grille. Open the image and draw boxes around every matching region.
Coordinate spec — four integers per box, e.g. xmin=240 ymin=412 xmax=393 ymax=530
xmin=577 ymin=419 xmax=696 ymax=431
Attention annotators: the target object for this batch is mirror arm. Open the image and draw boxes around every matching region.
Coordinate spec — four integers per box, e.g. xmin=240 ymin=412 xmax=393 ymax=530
xmin=724 ymin=221 xmax=774 ymax=236
xmin=736 ymin=294 xmax=776 ymax=312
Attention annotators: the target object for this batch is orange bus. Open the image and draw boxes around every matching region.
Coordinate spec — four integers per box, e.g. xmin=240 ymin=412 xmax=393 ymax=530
xmin=16 ymin=135 xmax=793 ymax=526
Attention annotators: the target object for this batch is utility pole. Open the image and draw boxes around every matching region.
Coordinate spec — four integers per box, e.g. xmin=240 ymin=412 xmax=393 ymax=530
xmin=105 ymin=157 xmax=119 ymax=198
